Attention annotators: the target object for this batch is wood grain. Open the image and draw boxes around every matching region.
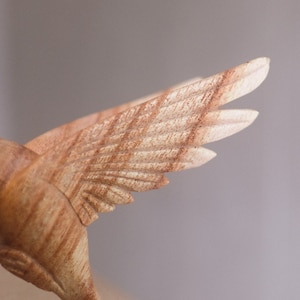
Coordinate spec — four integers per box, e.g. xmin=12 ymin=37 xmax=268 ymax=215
xmin=0 ymin=57 xmax=269 ymax=299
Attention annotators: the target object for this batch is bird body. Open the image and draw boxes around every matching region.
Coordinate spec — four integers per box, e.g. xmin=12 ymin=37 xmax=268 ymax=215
xmin=0 ymin=58 xmax=269 ymax=299
xmin=0 ymin=140 xmax=99 ymax=300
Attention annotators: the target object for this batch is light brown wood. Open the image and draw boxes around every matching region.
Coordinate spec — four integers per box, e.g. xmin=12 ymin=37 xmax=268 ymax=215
xmin=0 ymin=268 xmax=135 ymax=300
xmin=0 ymin=57 xmax=269 ymax=299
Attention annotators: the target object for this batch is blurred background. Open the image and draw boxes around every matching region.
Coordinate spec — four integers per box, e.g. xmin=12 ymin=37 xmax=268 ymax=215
xmin=0 ymin=1 xmax=299 ymax=299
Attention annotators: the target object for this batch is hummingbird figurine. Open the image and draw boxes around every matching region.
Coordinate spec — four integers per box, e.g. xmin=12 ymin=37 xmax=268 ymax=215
xmin=0 ymin=57 xmax=269 ymax=300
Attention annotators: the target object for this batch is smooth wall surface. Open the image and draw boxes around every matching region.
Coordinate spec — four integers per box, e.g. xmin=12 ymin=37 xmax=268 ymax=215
xmin=0 ymin=1 xmax=299 ymax=300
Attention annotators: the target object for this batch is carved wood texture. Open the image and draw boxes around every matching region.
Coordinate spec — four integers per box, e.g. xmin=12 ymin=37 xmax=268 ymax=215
xmin=0 ymin=58 xmax=269 ymax=299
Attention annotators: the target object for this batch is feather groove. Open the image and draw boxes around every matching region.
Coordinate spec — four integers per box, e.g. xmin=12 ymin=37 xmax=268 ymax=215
xmin=57 ymin=110 xmax=255 ymax=171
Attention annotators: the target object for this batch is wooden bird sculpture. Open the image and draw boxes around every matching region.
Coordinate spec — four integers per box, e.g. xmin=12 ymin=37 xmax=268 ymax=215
xmin=0 ymin=57 xmax=269 ymax=300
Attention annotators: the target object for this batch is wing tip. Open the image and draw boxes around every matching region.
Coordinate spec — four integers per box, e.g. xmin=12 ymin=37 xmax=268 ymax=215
xmin=179 ymin=147 xmax=217 ymax=169
xmin=215 ymin=56 xmax=270 ymax=106
xmin=240 ymin=56 xmax=270 ymax=94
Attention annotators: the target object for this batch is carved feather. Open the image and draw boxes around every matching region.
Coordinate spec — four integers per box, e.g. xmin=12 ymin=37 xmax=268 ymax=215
xmin=0 ymin=57 xmax=269 ymax=300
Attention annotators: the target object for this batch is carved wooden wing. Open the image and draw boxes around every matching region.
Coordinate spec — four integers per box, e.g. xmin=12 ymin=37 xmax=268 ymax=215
xmin=30 ymin=57 xmax=269 ymax=226
xmin=25 ymin=79 xmax=198 ymax=155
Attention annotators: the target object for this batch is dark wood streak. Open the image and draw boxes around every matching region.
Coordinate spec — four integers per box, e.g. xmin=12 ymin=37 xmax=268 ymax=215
xmin=63 ymin=114 xmax=121 ymax=222
xmin=68 ymin=90 xmax=170 ymax=223
xmin=100 ymin=89 xmax=170 ymax=194
xmin=172 ymin=71 xmax=230 ymax=169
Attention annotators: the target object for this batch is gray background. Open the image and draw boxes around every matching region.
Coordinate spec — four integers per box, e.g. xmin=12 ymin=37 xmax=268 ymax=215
xmin=0 ymin=1 xmax=299 ymax=300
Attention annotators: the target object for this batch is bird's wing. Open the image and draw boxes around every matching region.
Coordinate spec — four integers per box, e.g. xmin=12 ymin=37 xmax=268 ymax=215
xmin=32 ymin=57 xmax=269 ymax=226
xmin=25 ymin=79 xmax=199 ymax=155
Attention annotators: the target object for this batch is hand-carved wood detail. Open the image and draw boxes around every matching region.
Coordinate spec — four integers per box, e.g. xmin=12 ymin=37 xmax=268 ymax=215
xmin=0 ymin=58 xmax=270 ymax=299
